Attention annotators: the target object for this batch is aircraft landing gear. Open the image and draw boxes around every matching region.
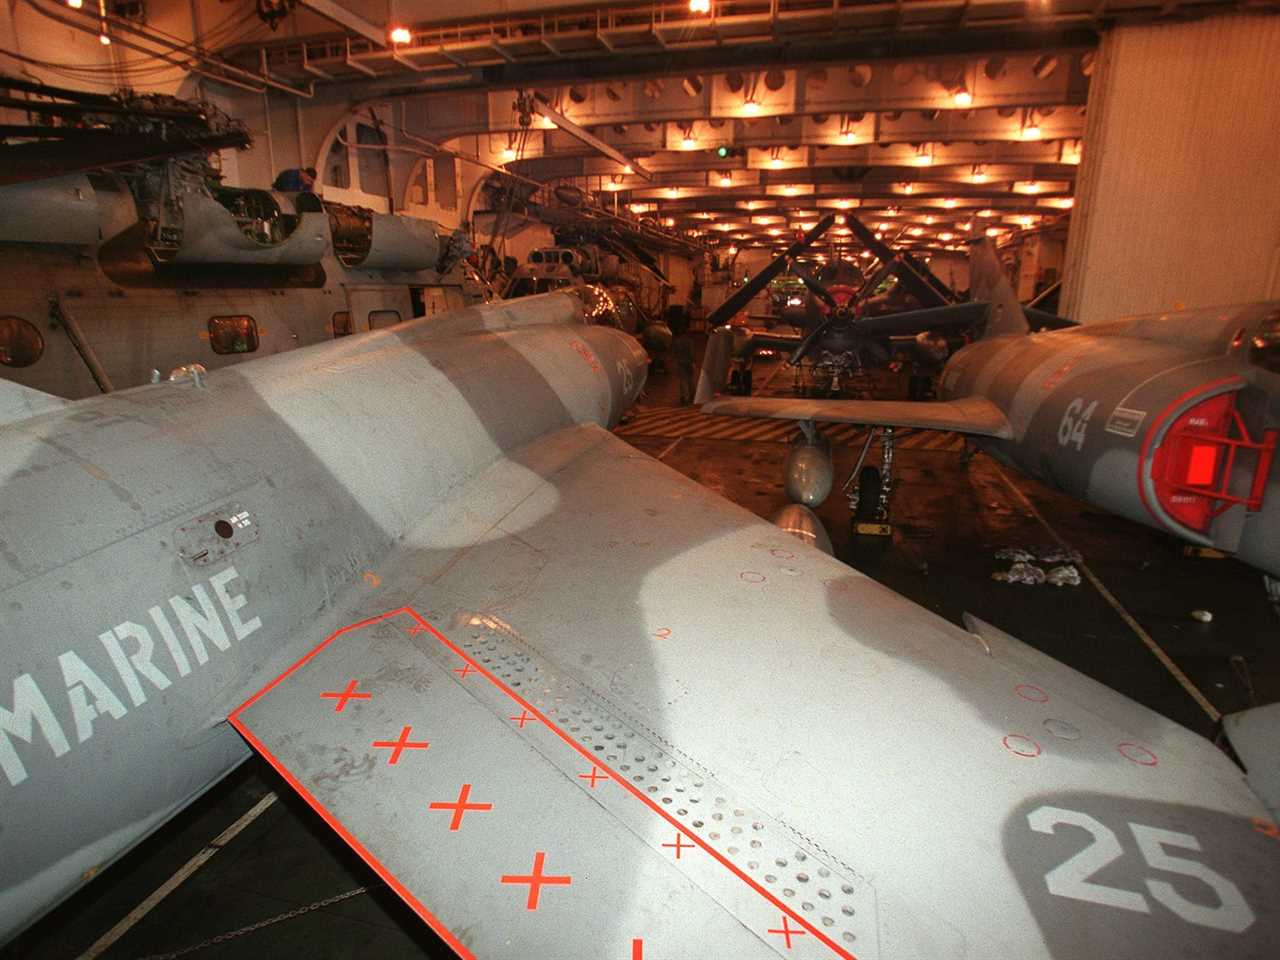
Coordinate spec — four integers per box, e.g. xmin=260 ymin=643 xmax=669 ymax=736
xmin=844 ymin=427 xmax=895 ymax=537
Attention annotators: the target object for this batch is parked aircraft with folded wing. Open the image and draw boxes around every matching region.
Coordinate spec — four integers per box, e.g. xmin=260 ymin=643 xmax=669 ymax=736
xmin=1 ymin=287 xmax=1277 ymax=958
xmin=702 ymin=238 xmax=1280 ymax=579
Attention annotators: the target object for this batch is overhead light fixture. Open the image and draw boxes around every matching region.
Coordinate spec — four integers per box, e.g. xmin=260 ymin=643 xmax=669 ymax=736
xmin=501 ymin=146 xmax=517 ymax=162
xmin=942 ymin=198 xmax=958 ymax=208
xmin=877 ymin=222 xmax=889 ymax=231
xmin=977 ymin=208 xmax=998 ymax=217
xmin=835 ymin=199 xmax=853 ymax=209
xmin=913 ymin=148 xmax=934 ymax=167
xmin=728 ymin=245 xmax=738 ymax=255
xmin=924 ymin=215 xmax=935 ymax=224
xmin=667 ymin=187 xmax=680 ymax=198
xmin=958 ymin=220 xmax=972 ymax=230
xmin=1061 ymin=141 xmax=1082 ymax=165
xmin=719 ymin=174 xmax=733 ymax=187
xmin=1020 ymin=124 xmax=1042 ymax=141
xmin=939 ymin=231 xmax=954 ymax=241
xmin=66 ymin=0 xmax=83 ymax=7
xmin=859 ymin=250 xmax=872 ymax=259
xmin=769 ymin=156 xmax=783 ymax=169
xmin=908 ymin=227 xmax=924 ymax=236
xmin=689 ymin=0 xmax=711 ymax=12
xmin=841 ymin=129 xmax=857 ymax=144
xmin=783 ymin=185 xmax=799 ymax=196
xmin=98 ymin=30 xmax=110 ymax=44
xmin=390 ymin=26 xmax=412 ymax=45
xmin=743 ymin=99 xmax=761 ymax=116
xmin=681 ymin=130 xmax=697 ymax=150
xmin=901 ymin=183 xmax=915 ymax=194
xmin=629 ymin=203 xmax=648 ymax=213
xmin=623 ymin=165 xmax=635 ymax=175
xmin=952 ymin=89 xmax=973 ymax=108
xmin=986 ymin=226 xmax=1002 ymax=237
xmin=664 ymin=217 xmax=676 ymax=227
xmin=970 ymin=165 xmax=989 ymax=183
xmin=767 ymin=228 xmax=782 ymax=236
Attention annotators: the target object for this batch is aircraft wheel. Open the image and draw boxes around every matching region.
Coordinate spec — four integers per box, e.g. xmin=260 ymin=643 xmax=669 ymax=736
xmin=853 ymin=466 xmax=882 ymax=524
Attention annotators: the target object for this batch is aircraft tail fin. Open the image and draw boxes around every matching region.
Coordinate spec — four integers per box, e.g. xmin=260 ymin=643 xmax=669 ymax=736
xmin=969 ymin=238 xmax=1029 ymax=339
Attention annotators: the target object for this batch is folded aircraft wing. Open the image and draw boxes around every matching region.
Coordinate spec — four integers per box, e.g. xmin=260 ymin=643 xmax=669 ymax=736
xmin=230 ymin=423 xmax=1277 ymax=958
xmin=702 ymin=394 xmax=1014 ymax=438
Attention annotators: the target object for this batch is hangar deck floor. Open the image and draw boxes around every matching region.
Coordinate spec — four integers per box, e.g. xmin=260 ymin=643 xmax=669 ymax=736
xmin=10 ymin=356 xmax=1279 ymax=960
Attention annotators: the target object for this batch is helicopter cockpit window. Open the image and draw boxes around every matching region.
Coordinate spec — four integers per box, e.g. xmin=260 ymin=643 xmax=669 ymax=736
xmin=0 ymin=315 xmax=44 ymax=367
xmin=1249 ymin=312 xmax=1280 ymax=374
xmin=208 ymin=316 xmax=259 ymax=355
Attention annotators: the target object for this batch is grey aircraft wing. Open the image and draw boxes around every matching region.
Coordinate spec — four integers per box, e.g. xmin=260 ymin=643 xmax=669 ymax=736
xmin=228 ymin=422 xmax=1276 ymax=958
xmin=0 ymin=380 xmax=70 ymax=427
xmin=702 ymin=394 xmax=1014 ymax=438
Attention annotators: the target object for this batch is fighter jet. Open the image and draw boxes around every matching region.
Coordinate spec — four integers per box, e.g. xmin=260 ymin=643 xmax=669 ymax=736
xmin=702 ymin=237 xmax=1280 ymax=579
xmin=1 ymin=288 xmax=1277 ymax=958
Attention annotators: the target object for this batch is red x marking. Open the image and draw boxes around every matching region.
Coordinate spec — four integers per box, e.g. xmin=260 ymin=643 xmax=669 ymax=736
xmin=319 ymin=679 xmax=371 ymax=712
xmin=371 ymin=725 xmax=430 ymax=764
xmin=662 ymin=832 xmax=694 ymax=859
xmin=500 ymin=851 xmax=571 ymax=910
xmin=769 ymin=915 xmax=807 ymax=950
xmin=428 ymin=783 xmax=493 ymax=832
xmin=453 ymin=663 xmax=478 ymax=679
xmin=509 ymin=710 xmax=537 ymax=728
xmin=578 ymin=765 xmax=609 ymax=788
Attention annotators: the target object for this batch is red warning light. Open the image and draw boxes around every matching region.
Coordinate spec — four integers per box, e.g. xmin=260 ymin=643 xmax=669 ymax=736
xmin=1185 ymin=444 xmax=1218 ymax=486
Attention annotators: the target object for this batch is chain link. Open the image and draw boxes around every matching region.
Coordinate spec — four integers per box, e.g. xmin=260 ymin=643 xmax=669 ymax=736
xmin=133 ymin=887 xmax=370 ymax=960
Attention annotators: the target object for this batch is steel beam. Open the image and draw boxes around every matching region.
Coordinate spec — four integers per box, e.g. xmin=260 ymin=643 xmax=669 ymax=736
xmin=298 ymin=0 xmax=387 ymax=47
xmin=531 ymin=96 xmax=652 ymax=181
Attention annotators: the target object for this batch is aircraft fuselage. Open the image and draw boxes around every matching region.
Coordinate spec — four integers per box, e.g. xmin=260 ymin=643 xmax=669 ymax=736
xmin=939 ymin=303 xmax=1280 ymax=574
xmin=0 ymin=293 xmax=648 ymax=940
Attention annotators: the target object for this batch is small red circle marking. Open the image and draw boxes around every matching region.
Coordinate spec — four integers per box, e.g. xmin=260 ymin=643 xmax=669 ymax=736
xmin=1117 ymin=742 xmax=1158 ymax=766
xmin=1003 ymin=734 xmax=1042 ymax=758
xmin=769 ymin=548 xmax=797 ymax=560
xmin=740 ymin=571 xmax=767 ymax=584
xmin=1014 ymin=683 xmax=1049 ymax=703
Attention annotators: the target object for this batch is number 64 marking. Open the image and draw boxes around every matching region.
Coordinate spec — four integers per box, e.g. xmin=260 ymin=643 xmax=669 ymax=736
xmin=1028 ymin=805 xmax=1255 ymax=933
xmin=1057 ymin=398 xmax=1098 ymax=451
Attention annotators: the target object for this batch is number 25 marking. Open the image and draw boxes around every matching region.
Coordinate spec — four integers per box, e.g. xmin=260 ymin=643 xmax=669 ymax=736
xmin=1028 ymin=805 xmax=1255 ymax=933
xmin=1057 ymin=398 xmax=1098 ymax=451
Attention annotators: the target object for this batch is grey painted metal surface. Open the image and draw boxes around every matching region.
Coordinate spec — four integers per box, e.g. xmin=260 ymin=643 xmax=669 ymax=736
xmin=701 ymin=240 xmax=1280 ymax=578
xmin=358 ymin=213 xmax=443 ymax=270
xmin=1 ymin=287 xmax=1277 ymax=957
xmin=166 ymin=192 xmax=331 ymax=265
xmin=0 ymin=177 xmax=471 ymax=398
xmin=0 ymin=175 xmax=99 ymax=246
xmin=1223 ymin=703 xmax=1280 ymax=820
xmin=707 ymin=395 xmax=1013 ymax=439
